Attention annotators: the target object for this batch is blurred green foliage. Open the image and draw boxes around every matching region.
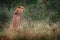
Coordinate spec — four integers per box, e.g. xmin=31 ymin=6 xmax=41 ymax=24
xmin=0 ymin=0 xmax=60 ymax=32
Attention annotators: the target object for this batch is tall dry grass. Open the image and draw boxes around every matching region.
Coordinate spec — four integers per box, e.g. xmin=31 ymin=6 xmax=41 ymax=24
xmin=3 ymin=20 xmax=60 ymax=40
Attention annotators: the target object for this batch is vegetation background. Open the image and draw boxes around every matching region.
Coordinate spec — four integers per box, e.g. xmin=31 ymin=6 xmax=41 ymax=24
xmin=0 ymin=0 xmax=60 ymax=40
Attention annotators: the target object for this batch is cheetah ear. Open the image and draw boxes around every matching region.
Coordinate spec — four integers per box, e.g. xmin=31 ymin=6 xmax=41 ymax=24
xmin=18 ymin=6 xmax=21 ymax=8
